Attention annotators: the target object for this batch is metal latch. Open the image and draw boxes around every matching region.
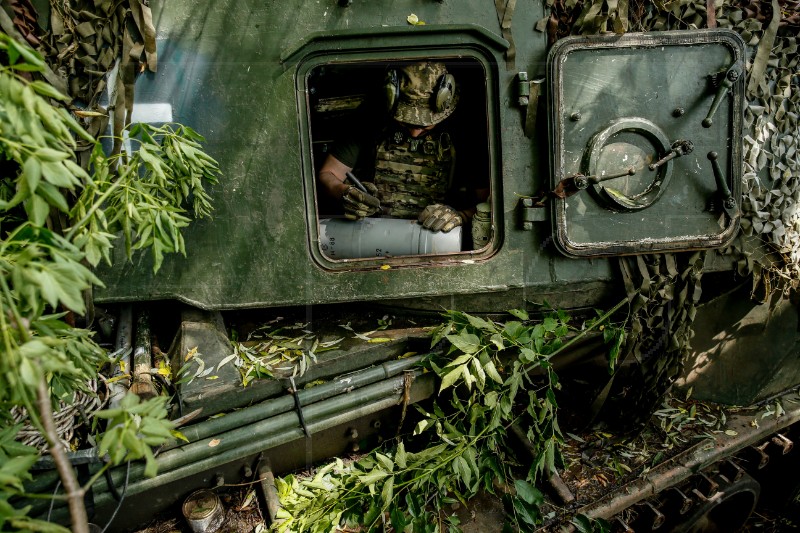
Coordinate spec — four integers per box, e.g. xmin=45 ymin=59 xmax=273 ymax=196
xmin=517 ymin=71 xmax=545 ymax=138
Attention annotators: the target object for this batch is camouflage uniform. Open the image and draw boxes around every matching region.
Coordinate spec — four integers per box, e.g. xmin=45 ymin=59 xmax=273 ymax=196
xmin=373 ymin=128 xmax=455 ymax=218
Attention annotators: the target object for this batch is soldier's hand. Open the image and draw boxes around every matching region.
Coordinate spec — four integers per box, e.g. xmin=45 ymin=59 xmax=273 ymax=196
xmin=418 ymin=204 xmax=463 ymax=233
xmin=342 ymin=183 xmax=381 ymax=220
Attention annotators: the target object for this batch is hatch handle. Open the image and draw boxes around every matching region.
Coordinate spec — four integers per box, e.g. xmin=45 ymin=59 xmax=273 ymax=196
xmin=649 ymin=139 xmax=694 ymax=171
xmin=553 ymin=167 xmax=636 ymax=198
xmin=575 ymin=167 xmax=637 ymax=190
xmin=702 ymin=64 xmax=741 ymax=128
xmin=707 ymin=151 xmax=738 ymax=218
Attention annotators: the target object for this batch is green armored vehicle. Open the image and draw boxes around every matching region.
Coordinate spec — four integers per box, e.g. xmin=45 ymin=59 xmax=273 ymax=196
xmin=3 ymin=0 xmax=799 ymax=531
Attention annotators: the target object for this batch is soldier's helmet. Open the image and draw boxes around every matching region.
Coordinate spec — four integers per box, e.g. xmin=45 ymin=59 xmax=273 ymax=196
xmin=392 ymin=62 xmax=458 ymax=127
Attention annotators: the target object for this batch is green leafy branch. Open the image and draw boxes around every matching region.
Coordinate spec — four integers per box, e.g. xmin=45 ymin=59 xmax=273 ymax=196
xmin=0 ymin=26 xmax=219 ymax=414
xmin=0 ymin=426 xmax=67 ymax=533
xmin=274 ymin=435 xmax=492 ymax=533
xmin=1 ymin=29 xmax=220 ymax=533
xmin=92 ymin=395 xmax=175 ymax=478
xmin=69 ymin=123 xmax=219 ymax=272
xmin=272 ymin=303 xmax=627 ymax=532
xmin=233 ymin=323 xmax=344 ymax=385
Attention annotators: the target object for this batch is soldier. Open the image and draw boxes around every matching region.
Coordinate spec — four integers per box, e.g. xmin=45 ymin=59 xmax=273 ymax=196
xmin=318 ymin=61 xmax=487 ymax=234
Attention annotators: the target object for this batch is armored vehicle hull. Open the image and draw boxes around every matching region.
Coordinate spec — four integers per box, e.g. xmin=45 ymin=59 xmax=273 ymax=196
xmin=12 ymin=0 xmax=800 ymax=531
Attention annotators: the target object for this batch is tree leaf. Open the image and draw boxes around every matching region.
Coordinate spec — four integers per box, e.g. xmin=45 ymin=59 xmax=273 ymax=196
xmin=453 ymin=456 xmax=471 ymax=487
xmin=405 ymin=492 xmax=421 ymax=518
xmin=439 ymin=365 xmax=464 ymax=393
xmin=413 ymin=419 xmax=431 ymax=435
xmin=444 ymin=353 xmax=474 ymax=369
xmin=28 ymin=80 xmax=68 ymax=101
xmin=216 ymin=353 xmax=238 ymax=371
xmin=466 ymin=313 xmax=496 ymax=332
xmin=23 ymin=157 xmax=41 ymax=193
xmin=484 ymin=391 xmax=498 ymax=408
xmin=446 ymin=332 xmax=481 ymax=354
xmin=37 ymin=182 xmax=69 ymax=212
xmin=489 ymin=333 xmax=505 ymax=351
xmin=358 ymin=470 xmax=389 ymax=486
xmin=484 ymin=360 xmax=503 ymax=384
xmin=30 ymin=269 xmax=60 ymax=308
xmin=363 ymin=500 xmax=380 ymax=525
xmin=471 ymin=358 xmax=486 ymax=389
xmin=25 ymin=194 xmax=50 ymax=226
xmin=5 ymin=37 xmax=45 ymax=69
xmin=34 ymin=148 xmax=69 ymax=162
xmin=545 ymin=439 xmax=556 ymax=476
xmin=375 ymin=453 xmax=394 ymax=472
xmin=18 ymin=357 xmax=41 ymax=388
xmin=512 ymin=497 xmax=540 ymax=527
xmin=395 ymin=442 xmax=407 ymax=469
xmin=508 ymin=309 xmax=529 ymax=320
xmin=389 ymin=503 xmax=407 ymax=531
xmin=380 ymin=475 xmax=394 ymax=510
xmin=41 ymin=161 xmax=78 ymax=189
xmin=514 ymin=479 xmax=543 ymax=506
xmin=503 ymin=321 xmax=524 ymax=340
xmin=56 ymin=108 xmax=94 ymax=142
xmin=520 ymin=347 xmax=537 ymax=363
xmin=571 ymin=514 xmax=593 ymax=533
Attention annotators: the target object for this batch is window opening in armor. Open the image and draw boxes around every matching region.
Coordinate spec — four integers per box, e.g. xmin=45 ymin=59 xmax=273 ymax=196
xmin=308 ymin=58 xmax=492 ymax=263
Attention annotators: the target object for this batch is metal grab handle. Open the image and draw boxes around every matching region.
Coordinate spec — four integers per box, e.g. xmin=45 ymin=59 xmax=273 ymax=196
xmin=708 ymin=151 xmax=738 ymax=218
xmin=552 ymin=167 xmax=636 ymax=198
xmin=702 ymin=66 xmax=741 ymax=128
xmin=649 ymin=139 xmax=694 ymax=171
xmin=574 ymin=167 xmax=636 ymax=190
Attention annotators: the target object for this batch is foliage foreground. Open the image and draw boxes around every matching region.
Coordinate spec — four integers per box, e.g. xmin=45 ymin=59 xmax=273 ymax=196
xmin=271 ymin=305 xmax=625 ymax=533
xmin=0 ymin=31 xmax=219 ymax=532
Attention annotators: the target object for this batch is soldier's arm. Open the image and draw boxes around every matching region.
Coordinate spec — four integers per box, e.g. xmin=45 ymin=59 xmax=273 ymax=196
xmin=319 ymin=155 xmax=353 ymax=200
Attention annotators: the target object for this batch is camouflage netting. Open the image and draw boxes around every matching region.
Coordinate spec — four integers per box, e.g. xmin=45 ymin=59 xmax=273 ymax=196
xmin=601 ymin=254 xmax=706 ymax=430
xmin=2 ymin=0 xmax=156 ymax=156
xmin=731 ymin=2 xmax=800 ymax=300
xmin=546 ymin=0 xmax=800 ymax=427
xmin=10 ymin=379 xmax=106 ymax=451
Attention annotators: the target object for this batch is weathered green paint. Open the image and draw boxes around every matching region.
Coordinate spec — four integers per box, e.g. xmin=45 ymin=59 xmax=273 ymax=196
xmin=93 ymin=0 xmax=589 ymax=310
xmin=94 ymin=2 xmax=747 ymax=312
xmin=679 ymin=283 xmax=800 ymax=406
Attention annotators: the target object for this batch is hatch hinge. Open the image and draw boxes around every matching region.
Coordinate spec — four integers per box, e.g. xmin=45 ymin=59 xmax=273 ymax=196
xmin=520 ymin=197 xmax=548 ymax=230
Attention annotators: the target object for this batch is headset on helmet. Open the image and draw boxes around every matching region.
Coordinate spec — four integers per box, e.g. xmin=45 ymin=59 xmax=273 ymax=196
xmin=383 ymin=67 xmax=456 ymax=117
xmin=384 ymin=68 xmax=400 ymax=114
xmin=433 ymin=72 xmax=456 ymax=113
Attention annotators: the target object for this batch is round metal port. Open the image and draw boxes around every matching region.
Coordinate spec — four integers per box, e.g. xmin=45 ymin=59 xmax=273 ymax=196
xmin=584 ymin=117 xmax=672 ymax=212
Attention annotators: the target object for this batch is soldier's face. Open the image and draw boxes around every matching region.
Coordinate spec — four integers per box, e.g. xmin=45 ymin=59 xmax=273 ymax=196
xmin=399 ymin=122 xmax=436 ymax=138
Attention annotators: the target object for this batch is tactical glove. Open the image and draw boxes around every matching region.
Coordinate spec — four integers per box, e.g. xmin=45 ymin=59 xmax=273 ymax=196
xmin=342 ymin=183 xmax=381 ymax=220
xmin=418 ymin=204 xmax=463 ymax=233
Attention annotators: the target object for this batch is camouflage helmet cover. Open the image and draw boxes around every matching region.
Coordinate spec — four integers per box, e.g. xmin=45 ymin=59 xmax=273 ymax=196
xmin=392 ymin=62 xmax=458 ymax=127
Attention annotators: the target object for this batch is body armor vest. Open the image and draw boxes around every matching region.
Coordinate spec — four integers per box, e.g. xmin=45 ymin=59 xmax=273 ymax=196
xmin=373 ymin=129 xmax=455 ymax=218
